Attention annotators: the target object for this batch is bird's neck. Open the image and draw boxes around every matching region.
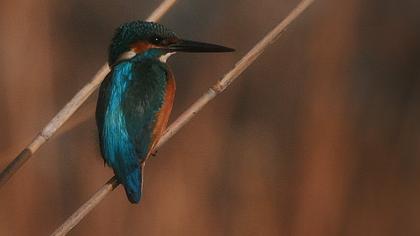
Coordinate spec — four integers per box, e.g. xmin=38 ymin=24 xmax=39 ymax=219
xmin=114 ymin=48 xmax=174 ymax=66
xmin=132 ymin=48 xmax=175 ymax=64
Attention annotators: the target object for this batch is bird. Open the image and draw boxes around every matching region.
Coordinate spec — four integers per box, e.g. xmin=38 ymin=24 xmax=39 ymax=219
xmin=96 ymin=21 xmax=234 ymax=204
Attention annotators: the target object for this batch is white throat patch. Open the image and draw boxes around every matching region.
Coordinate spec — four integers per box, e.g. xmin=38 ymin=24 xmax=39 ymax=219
xmin=116 ymin=50 xmax=136 ymax=63
xmin=115 ymin=51 xmax=175 ymax=64
xmin=159 ymin=52 xmax=175 ymax=63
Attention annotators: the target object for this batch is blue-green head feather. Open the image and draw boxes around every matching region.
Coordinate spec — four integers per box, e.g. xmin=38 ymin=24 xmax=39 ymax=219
xmin=109 ymin=21 xmax=178 ymax=66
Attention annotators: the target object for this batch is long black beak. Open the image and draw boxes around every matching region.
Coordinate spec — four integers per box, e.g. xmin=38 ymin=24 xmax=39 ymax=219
xmin=169 ymin=39 xmax=234 ymax=53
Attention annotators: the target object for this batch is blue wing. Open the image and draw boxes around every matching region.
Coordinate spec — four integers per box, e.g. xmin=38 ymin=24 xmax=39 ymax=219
xmin=96 ymin=58 xmax=169 ymax=203
xmin=122 ymin=59 xmax=169 ymax=159
xmin=96 ymin=73 xmax=111 ymax=161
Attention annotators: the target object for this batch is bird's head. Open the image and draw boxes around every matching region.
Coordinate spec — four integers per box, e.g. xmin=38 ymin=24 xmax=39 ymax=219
xmin=108 ymin=21 xmax=234 ymax=66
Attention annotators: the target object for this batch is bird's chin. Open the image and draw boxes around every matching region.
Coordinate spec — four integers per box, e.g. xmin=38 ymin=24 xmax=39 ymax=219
xmin=115 ymin=50 xmax=137 ymax=64
xmin=159 ymin=52 xmax=176 ymax=63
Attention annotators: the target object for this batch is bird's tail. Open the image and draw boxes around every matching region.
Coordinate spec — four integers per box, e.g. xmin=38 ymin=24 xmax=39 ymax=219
xmin=122 ymin=166 xmax=143 ymax=204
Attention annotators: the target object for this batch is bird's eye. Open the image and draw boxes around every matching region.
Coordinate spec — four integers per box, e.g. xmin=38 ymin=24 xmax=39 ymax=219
xmin=152 ymin=36 xmax=162 ymax=43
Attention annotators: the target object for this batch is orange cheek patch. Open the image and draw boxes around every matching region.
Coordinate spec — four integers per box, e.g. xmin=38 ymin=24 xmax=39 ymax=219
xmin=131 ymin=41 xmax=158 ymax=53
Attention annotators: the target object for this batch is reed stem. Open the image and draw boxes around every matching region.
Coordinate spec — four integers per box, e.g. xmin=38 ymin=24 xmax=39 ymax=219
xmin=50 ymin=0 xmax=315 ymax=235
xmin=0 ymin=0 xmax=178 ymax=188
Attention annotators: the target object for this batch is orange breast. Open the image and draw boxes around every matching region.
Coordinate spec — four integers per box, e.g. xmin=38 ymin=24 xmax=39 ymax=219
xmin=146 ymin=71 xmax=176 ymax=158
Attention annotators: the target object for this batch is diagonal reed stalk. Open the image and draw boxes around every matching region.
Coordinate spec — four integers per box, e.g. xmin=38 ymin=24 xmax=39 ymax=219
xmin=0 ymin=0 xmax=178 ymax=188
xmin=50 ymin=0 xmax=315 ymax=235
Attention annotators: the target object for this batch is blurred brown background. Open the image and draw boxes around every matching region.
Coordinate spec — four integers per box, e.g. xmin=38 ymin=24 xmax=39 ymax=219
xmin=1 ymin=0 xmax=420 ymax=235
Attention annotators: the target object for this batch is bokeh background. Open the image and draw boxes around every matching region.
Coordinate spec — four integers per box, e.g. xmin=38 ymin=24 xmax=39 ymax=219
xmin=1 ymin=0 xmax=420 ymax=235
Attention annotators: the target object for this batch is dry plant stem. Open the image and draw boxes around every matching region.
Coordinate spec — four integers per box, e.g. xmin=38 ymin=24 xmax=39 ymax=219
xmin=158 ymin=0 xmax=315 ymax=147
xmin=51 ymin=177 xmax=119 ymax=236
xmin=147 ymin=0 xmax=177 ymax=22
xmin=0 ymin=0 xmax=177 ymax=188
xmin=50 ymin=0 xmax=315 ymax=235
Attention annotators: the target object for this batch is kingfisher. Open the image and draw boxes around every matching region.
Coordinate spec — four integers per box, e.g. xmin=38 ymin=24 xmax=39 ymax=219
xmin=96 ymin=21 xmax=234 ymax=204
